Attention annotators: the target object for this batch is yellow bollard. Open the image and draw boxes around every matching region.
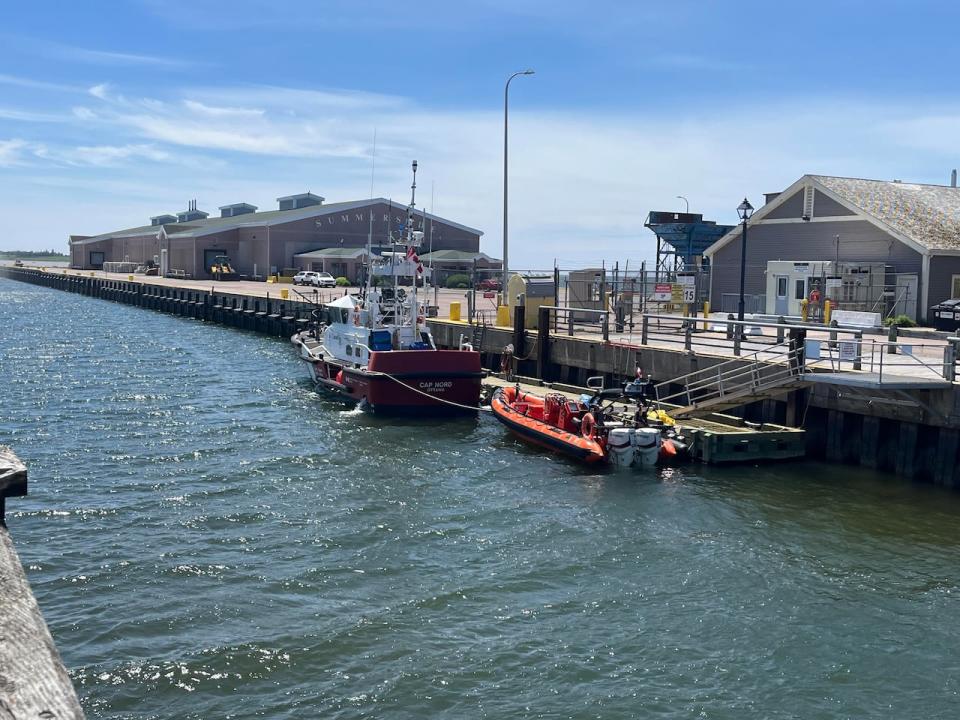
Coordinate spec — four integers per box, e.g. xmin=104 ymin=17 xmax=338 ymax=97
xmin=90 ymin=272 xmax=95 ymax=277
xmin=449 ymin=301 xmax=462 ymax=322
xmin=280 ymin=288 xmax=289 ymax=300
xmin=800 ymin=298 xmax=809 ymax=323
xmin=702 ymin=301 xmax=710 ymax=331
xmin=823 ymin=299 xmax=832 ymax=325
xmin=496 ymin=305 xmax=510 ymax=327
xmin=128 ymin=275 xmax=134 ymax=281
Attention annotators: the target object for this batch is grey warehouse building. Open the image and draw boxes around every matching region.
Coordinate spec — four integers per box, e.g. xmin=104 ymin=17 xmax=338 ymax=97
xmin=705 ymin=174 xmax=960 ymax=323
xmin=69 ymin=193 xmax=490 ymax=282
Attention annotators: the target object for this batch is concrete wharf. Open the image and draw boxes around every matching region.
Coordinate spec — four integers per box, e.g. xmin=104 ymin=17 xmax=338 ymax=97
xmin=4 ymin=265 xmax=960 ymax=486
xmin=0 ymin=447 xmax=86 ymax=719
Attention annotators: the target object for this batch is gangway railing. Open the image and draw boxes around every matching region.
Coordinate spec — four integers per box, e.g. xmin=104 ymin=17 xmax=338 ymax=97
xmin=653 ymin=338 xmax=809 ymax=418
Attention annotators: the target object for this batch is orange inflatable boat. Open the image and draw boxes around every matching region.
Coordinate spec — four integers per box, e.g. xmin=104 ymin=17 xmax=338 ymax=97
xmin=491 ymin=384 xmax=689 ymax=468
xmin=490 ymin=386 xmax=608 ymax=463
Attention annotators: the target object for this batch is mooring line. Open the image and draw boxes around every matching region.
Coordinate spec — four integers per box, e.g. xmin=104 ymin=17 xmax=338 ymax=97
xmin=370 ymin=370 xmax=493 ymax=412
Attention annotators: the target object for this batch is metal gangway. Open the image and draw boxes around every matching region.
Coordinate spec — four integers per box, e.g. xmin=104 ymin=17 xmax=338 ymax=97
xmin=652 ymin=338 xmax=809 ymax=418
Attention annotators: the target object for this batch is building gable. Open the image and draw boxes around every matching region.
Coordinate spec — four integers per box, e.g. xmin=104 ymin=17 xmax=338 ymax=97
xmin=813 ymin=189 xmax=855 ymax=217
xmin=765 ymin=190 xmax=806 ymax=219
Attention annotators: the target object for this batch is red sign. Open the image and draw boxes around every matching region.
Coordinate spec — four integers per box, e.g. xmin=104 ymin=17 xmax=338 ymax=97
xmin=483 ymin=291 xmax=496 ymax=299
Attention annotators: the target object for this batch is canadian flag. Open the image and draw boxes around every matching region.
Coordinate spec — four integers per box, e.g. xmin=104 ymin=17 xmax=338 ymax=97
xmin=406 ymin=245 xmax=423 ymax=274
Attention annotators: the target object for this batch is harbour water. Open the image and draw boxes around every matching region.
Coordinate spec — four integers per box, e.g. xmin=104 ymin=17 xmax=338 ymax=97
xmin=3 ymin=276 xmax=960 ymax=719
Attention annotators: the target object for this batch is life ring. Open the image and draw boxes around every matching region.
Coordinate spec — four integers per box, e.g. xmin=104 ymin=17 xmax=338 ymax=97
xmin=581 ymin=412 xmax=595 ymax=438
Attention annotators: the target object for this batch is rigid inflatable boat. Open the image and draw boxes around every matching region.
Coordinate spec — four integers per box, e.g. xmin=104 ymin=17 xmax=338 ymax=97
xmin=491 ymin=382 xmax=688 ymax=469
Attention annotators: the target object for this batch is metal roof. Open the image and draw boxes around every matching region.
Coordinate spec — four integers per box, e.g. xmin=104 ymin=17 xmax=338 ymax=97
xmin=294 ymin=248 xmax=372 ymax=259
xmin=418 ymin=250 xmax=498 ymax=262
xmin=218 ymin=202 xmax=258 ymax=211
xmin=71 ymin=198 xmax=484 ymax=246
xmin=276 ymin=192 xmax=325 ymax=202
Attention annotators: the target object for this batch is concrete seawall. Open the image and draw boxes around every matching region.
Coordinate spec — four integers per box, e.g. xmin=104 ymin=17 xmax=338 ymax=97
xmin=5 ymin=265 xmax=960 ymax=487
xmin=1 ymin=447 xmax=86 ymax=719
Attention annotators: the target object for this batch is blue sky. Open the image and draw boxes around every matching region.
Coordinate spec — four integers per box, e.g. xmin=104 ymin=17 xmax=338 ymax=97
xmin=2 ymin=0 xmax=960 ymax=268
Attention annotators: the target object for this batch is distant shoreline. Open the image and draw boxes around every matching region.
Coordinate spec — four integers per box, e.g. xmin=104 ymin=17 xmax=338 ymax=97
xmin=0 ymin=253 xmax=69 ymax=262
xmin=0 ymin=259 xmax=70 ymax=267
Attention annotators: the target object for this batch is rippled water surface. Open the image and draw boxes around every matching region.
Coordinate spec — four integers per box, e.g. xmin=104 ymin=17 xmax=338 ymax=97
xmin=2 ymin=277 xmax=960 ymax=719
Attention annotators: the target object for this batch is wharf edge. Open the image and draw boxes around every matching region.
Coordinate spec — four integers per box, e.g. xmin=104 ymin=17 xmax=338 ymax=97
xmin=4 ymin=266 xmax=960 ymax=486
xmin=0 ymin=446 xmax=86 ymax=719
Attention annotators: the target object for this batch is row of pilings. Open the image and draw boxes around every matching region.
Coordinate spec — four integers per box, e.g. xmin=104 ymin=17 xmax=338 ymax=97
xmin=1 ymin=267 xmax=319 ymax=337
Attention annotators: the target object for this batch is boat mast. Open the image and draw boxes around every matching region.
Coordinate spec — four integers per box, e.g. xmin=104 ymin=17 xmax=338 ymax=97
xmin=365 ymin=128 xmax=377 ymax=309
xmin=408 ymin=160 xmax=418 ymax=329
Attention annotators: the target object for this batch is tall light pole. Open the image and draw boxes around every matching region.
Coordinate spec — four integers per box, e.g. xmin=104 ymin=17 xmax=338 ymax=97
xmin=736 ymin=198 xmax=754 ymax=325
xmin=503 ymin=68 xmax=535 ymax=296
xmin=676 ymin=195 xmax=689 ymax=214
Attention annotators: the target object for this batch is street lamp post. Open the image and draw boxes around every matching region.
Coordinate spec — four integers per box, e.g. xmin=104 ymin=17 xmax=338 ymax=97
xmin=736 ymin=198 xmax=754 ymax=329
xmin=502 ymin=69 xmax=535 ymax=296
xmin=676 ymin=195 xmax=689 ymax=214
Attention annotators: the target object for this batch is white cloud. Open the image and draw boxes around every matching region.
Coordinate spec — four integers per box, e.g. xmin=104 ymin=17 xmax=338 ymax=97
xmin=182 ymin=100 xmax=264 ymax=118
xmin=44 ymin=41 xmax=196 ymax=69
xmin=88 ymin=84 xmax=111 ymax=100
xmin=0 ymin=108 xmax=67 ymax=122
xmin=5 ymin=81 xmax=960 ymax=268
xmin=59 ymin=144 xmax=172 ymax=167
xmin=0 ymin=73 xmax=82 ymax=93
xmin=0 ymin=139 xmax=32 ymax=166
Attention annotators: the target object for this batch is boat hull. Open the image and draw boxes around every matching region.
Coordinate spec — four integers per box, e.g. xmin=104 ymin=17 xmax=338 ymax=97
xmin=490 ymin=388 xmax=606 ymax=463
xmin=295 ymin=333 xmax=482 ymax=414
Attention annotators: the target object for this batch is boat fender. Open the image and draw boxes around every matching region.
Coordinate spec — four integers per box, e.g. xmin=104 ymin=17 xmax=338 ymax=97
xmin=660 ymin=439 xmax=677 ymax=458
xmin=581 ymin=412 xmax=596 ymax=439
xmin=335 ymin=370 xmax=344 ymax=385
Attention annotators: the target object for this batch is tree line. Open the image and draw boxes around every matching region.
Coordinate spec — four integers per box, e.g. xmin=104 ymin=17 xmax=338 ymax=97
xmin=0 ymin=249 xmax=68 ymax=258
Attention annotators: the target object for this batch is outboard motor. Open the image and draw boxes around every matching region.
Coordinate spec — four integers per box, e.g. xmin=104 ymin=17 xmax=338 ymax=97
xmin=633 ymin=428 xmax=662 ymax=468
xmin=606 ymin=428 xmax=662 ymax=468
xmin=607 ymin=428 xmax=636 ymax=468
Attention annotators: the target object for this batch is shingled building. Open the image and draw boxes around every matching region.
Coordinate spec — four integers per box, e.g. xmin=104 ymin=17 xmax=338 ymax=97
xmin=705 ymin=174 xmax=960 ymax=322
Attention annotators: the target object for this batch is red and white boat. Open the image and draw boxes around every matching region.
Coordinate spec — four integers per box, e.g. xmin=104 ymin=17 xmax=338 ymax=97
xmin=291 ymin=161 xmax=482 ymax=414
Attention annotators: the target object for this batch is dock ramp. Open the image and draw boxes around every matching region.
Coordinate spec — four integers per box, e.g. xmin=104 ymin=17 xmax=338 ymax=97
xmin=653 ymin=340 xmax=808 ymax=418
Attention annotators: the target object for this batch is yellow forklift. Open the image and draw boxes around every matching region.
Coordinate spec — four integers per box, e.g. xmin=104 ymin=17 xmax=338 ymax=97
xmin=209 ymin=255 xmax=239 ymax=281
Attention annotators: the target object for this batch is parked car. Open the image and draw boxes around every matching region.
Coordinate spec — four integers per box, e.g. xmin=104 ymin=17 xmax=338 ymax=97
xmin=293 ymin=270 xmax=319 ymax=286
xmin=313 ymin=272 xmax=337 ymax=288
xmin=477 ymin=277 xmax=501 ymax=291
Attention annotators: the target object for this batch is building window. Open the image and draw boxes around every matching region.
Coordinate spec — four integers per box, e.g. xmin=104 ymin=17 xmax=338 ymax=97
xmin=795 ymin=279 xmax=806 ymax=300
xmin=89 ymin=251 xmax=105 ymax=268
xmin=952 ymin=275 xmax=960 ymax=299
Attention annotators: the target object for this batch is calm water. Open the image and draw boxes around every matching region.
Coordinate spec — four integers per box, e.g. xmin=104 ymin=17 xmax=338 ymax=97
xmin=2 ymin=277 xmax=960 ymax=719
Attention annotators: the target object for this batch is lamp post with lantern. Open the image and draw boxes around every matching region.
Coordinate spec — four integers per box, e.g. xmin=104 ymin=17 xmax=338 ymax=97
xmin=736 ymin=198 xmax=754 ymax=328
